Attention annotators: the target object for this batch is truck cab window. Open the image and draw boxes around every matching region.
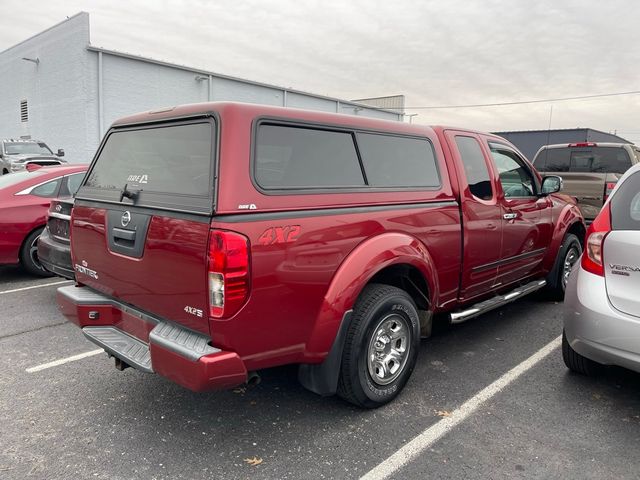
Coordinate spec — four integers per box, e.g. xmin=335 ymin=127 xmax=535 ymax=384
xmin=455 ymin=135 xmax=493 ymax=200
xmin=490 ymin=146 xmax=536 ymax=198
xmin=545 ymin=149 xmax=570 ymax=172
xmin=569 ymin=147 xmax=631 ymax=174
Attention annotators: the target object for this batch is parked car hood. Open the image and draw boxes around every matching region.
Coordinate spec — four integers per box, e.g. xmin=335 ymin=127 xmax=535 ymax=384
xmin=7 ymin=154 xmax=63 ymax=162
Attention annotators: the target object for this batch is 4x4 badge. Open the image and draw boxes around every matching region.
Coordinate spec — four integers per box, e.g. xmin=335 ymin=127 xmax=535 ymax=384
xmin=121 ymin=211 xmax=131 ymax=227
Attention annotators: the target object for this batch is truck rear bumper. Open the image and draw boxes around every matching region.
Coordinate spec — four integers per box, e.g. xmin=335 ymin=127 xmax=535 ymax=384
xmin=57 ymin=285 xmax=247 ymax=392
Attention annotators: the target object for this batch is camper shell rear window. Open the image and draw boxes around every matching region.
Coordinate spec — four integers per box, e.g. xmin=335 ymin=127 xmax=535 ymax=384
xmin=77 ymin=119 xmax=216 ymax=215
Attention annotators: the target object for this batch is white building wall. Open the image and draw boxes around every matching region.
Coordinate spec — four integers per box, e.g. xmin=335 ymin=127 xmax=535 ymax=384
xmin=0 ymin=12 xmax=96 ymax=163
xmin=286 ymin=92 xmax=341 ymax=113
xmin=1 ymin=13 xmax=403 ymax=165
xmin=93 ymin=50 xmax=402 ymax=141
xmin=211 ymin=77 xmax=283 ymax=106
xmin=96 ymin=53 xmax=210 ymax=132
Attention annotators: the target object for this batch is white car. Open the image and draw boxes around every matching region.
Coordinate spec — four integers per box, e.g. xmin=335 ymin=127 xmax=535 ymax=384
xmin=563 ymin=162 xmax=640 ymax=374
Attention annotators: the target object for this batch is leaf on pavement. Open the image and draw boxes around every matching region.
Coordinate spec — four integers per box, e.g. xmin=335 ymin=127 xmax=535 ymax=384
xmin=436 ymin=410 xmax=452 ymax=417
xmin=244 ymin=457 xmax=263 ymax=466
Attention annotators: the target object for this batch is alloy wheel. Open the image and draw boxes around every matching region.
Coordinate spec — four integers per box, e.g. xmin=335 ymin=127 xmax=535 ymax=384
xmin=367 ymin=313 xmax=411 ymax=386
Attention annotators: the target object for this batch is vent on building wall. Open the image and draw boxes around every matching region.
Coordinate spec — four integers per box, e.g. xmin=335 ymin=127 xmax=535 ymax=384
xmin=20 ymin=100 xmax=28 ymax=122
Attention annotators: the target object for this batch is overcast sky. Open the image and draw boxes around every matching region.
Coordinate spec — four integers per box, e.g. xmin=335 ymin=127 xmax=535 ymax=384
xmin=2 ymin=0 xmax=639 ymax=143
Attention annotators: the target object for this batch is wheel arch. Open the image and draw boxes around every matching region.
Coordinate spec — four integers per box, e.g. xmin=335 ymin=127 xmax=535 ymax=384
xmin=566 ymin=221 xmax=586 ymax=248
xmin=544 ymin=206 xmax=585 ymax=293
xmin=542 ymin=202 xmax=585 ymax=273
xmin=298 ymin=232 xmax=436 ymax=396
xmin=19 ymin=224 xmax=46 ymax=260
xmin=368 ymin=263 xmax=430 ymax=311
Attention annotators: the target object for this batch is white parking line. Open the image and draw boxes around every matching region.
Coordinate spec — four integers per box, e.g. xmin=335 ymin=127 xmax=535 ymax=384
xmin=360 ymin=335 xmax=562 ymax=480
xmin=26 ymin=349 xmax=104 ymax=373
xmin=0 ymin=280 xmax=72 ymax=295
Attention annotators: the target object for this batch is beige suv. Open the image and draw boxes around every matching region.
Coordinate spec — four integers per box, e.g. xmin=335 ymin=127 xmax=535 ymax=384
xmin=533 ymin=142 xmax=640 ymax=222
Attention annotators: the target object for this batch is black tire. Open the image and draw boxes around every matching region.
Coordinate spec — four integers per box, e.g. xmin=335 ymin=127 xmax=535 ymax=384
xmin=546 ymin=233 xmax=582 ymax=300
xmin=337 ymin=284 xmax=420 ymax=408
xmin=20 ymin=227 xmax=52 ymax=277
xmin=2 ymin=169 xmax=8 ymax=175
xmin=562 ymin=330 xmax=600 ymax=376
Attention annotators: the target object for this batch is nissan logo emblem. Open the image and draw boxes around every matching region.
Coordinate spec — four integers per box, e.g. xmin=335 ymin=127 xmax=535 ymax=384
xmin=121 ymin=211 xmax=131 ymax=227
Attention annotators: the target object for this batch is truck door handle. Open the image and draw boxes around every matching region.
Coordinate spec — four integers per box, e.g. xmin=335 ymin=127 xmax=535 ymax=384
xmin=503 ymin=213 xmax=518 ymax=220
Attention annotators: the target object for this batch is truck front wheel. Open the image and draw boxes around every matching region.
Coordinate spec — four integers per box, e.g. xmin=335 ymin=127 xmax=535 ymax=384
xmin=547 ymin=233 xmax=581 ymax=300
xmin=337 ymin=284 xmax=420 ymax=408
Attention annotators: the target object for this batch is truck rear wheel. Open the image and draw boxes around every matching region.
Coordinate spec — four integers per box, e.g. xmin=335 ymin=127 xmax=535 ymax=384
xmin=337 ymin=284 xmax=420 ymax=408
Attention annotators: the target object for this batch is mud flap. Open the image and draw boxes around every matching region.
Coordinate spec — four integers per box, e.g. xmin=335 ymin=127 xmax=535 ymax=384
xmin=298 ymin=310 xmax=352 ymax=396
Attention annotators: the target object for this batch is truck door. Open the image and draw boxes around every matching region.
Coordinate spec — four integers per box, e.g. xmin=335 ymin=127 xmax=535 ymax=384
xmin=445 ymin=131 xmax=502 ymax=300
xmin=487 ymin=142 xmax=553 ymax=286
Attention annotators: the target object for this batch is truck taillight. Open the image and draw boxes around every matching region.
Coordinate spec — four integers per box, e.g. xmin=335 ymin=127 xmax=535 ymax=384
xmin=208 ymin=230 xmax=250 ymax=318
xmin=603 ymin=181 xmax=617 ymax=203
xmin=581 ymin=205 xmax=611 ymax=277
xmin=569 ymin=142 xmax=597 ymax=147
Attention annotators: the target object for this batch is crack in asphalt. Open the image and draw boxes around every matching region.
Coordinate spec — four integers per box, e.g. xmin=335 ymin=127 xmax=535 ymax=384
xmin=0 ymin=321 xmax=67 ymax=341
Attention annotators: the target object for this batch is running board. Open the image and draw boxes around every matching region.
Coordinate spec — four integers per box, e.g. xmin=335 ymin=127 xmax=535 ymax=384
xmin=450 ymin=279 xmax=546 ymax=324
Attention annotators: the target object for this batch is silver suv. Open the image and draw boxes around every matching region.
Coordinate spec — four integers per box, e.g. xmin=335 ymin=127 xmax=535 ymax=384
xmin=563 ymin=162 xmax=640 ymax=375
xmin=0 ymin=138 xmax=66 ymax=174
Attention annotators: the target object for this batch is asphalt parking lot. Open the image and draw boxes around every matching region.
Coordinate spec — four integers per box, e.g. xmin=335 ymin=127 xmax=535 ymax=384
xmin=1 ymin=266 xmax=639 ymax=480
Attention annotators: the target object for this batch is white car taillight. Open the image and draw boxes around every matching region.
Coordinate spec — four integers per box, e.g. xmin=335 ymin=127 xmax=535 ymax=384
xmin=581 ymin=205 xmax=611 ymax=276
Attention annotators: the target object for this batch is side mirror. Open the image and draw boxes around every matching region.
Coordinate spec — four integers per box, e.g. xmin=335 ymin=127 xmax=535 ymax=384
xmin=541 ymin=175 xmax=563 ymax=195
xmin=57 ymin=149 xmax=65 ymax=157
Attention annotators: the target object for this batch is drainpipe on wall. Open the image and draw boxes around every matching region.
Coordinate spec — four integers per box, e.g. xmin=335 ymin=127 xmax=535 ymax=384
xmin=97 ymin=51 xmax=104 ymax=140
xmin=208 ymin=75 xmax=213 ymax=101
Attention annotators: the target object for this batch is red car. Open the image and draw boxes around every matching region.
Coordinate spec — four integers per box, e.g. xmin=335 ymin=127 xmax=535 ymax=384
xmin=0 ymin=165 xmax=87 ymax=275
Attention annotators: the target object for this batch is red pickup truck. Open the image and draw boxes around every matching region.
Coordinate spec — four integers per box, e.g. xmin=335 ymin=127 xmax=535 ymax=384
xmin=58 ymin=102 xmax=584 ymax=408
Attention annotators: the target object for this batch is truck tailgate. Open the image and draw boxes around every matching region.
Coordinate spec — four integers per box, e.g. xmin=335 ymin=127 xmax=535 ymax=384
xmin=71 ymin=204 xmax=212 ymax=334
xmin=71 ymin=120 xmax=216 ymax=335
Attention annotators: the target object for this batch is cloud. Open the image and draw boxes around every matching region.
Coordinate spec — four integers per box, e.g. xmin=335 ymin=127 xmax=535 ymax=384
xmin=2 ymin=0 xmax=639 ymax=142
